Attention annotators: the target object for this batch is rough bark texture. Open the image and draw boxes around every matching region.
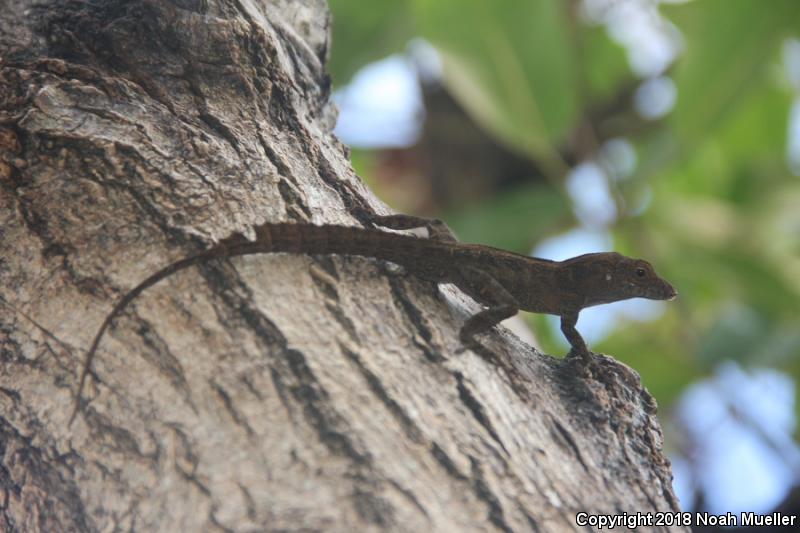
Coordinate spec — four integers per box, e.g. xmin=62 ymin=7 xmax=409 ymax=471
xmin=0 ymin=1 xmax=685 ymax=532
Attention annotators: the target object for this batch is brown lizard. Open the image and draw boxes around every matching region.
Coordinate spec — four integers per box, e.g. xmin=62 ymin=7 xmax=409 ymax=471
xmin=72 ymin=214 xmax=677 ymax=423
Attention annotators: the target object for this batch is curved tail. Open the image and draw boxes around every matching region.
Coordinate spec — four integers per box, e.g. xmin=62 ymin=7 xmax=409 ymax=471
xmin=70 ymin=252 xmax=215 ymax=425
xmin=70 ymin=222 xmax=433 ymax=425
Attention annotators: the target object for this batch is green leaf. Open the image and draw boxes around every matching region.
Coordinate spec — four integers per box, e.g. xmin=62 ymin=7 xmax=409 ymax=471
xmin=664 ymin=0 xmax=796 ymax=140
xmin=329 ymin=0 xmax=414 ymax=85
xmin=444 ymin=183 xmax=568 ymax=253
xmin=580 ymin=25 xmax=632 ymax=105
xmin=412 ymin=0 xmax=579 ymax=171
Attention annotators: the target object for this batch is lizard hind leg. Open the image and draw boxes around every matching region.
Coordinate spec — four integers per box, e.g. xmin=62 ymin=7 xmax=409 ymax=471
xmin=455 ymin=266 xmax=519 ymax=349
xmin=366 ymin=213 xmax=458 ymax=243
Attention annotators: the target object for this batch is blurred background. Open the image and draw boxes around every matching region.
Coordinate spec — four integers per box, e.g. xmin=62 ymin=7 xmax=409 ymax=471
xmin=328 ymin=0 xmax=800 ymax=521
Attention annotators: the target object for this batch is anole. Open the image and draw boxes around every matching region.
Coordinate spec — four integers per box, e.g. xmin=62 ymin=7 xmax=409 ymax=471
xmin=72 ymin=213 xmax=677 ymax=422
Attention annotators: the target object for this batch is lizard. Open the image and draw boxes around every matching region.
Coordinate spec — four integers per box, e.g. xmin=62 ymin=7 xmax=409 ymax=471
xmin=71 ymin=213 xmax=677 ymax=423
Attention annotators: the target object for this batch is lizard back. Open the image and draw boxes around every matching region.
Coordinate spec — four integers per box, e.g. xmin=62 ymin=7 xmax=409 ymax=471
xmin=219 ymin=223 xmax=563 ymax=313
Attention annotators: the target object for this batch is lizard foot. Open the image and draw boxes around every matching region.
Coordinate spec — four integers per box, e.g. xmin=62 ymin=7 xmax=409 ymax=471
xmin=564 ymin=348 xmax=600 ymax=379
xmin=455 ymin=330 xmax=484 ymax=354
xmin=566 ymin=346 xmax=594 ymax=364
xmin=455 ymin=340 xmax=477 ymax=355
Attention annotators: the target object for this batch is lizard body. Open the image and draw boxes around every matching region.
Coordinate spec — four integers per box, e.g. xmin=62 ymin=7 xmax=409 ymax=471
xmin=73 ymin=215 xmax=676 ymax=422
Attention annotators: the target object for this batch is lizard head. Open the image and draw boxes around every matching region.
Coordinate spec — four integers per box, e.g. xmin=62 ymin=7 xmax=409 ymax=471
xmin=611 ymin=255 xmax=677 ymax=302
xmin=565 ymin=252 xmax=678 ymax=307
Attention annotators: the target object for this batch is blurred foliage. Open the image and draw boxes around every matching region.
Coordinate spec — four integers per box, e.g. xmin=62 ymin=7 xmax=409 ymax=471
xmin=413 ymin=0 xmax=578 ymax=171
xmin=328 ymin=0 xmax=800 ymax=421
xmin=327 ymin=0 xmax=412 ymax=84
xmin=443 ymin=183 xmax=567 ymax=254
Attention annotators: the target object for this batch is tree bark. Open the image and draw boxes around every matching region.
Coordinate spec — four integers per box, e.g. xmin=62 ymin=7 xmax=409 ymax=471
xmin=0 ymin=1 xmax=685 ymax=531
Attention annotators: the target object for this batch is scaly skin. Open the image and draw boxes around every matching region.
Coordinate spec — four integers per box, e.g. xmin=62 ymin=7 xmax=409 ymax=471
xmin=71 ymin=215 xmax=677 ymax=423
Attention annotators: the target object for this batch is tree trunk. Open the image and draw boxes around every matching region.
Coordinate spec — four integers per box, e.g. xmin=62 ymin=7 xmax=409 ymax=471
xmin=0 ymin=1 xmax=685 ymax=531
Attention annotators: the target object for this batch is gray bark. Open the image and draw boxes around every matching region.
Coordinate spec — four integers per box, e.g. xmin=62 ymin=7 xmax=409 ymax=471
xmin=0 ymin=1 xmax=685 ymax=531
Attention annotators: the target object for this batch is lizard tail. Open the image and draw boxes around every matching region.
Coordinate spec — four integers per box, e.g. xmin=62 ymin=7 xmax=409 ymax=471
xmin=69 ymin=252 xmax=214 ymax=426
xmin=71 ymin=223 xmax=426 ymax=425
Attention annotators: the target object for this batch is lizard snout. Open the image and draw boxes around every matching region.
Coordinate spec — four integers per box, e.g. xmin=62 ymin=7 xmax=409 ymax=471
xmin=663 ymin=283 xmax=678 ymax=301
xmin=645 ymin=277 xmax=677 ymax=301
xmin=667 ymin=290 xmax=677 ymax=301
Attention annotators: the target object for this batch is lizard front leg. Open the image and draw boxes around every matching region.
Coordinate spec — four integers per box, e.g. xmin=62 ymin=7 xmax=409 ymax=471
xmin=560 ymin=311 xmax=591 ymax=361
xmin=456 ymin=266 xmax=519 ymax=348
xmin=353 ymin=210 xmax=515 ymax=346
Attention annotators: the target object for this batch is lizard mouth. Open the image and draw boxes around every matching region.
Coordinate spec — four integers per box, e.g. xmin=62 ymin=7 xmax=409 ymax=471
xmin=666 ymin=287 xmax=678 ymax=301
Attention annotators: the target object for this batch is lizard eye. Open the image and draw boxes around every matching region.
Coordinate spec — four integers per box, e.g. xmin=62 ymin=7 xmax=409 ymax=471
xmin=635 ymin=268 xmax=646 ymax=277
